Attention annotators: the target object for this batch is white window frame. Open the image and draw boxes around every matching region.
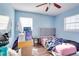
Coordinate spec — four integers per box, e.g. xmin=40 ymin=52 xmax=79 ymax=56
xmin=0 ymin=15 xmax=9 ymax=30
xmin=18 ymin=17 xmax=33 ymax=32
xmin=64 ymin=14 xmax=79 ymax=32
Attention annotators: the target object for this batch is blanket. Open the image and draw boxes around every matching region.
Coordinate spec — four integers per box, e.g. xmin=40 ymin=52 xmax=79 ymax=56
xmin=45 ymin=38 xmax=64 ymax=51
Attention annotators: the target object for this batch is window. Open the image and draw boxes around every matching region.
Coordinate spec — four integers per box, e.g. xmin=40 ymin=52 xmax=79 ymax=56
xmin=19 ymin=17 xmax=33 ymax=32
xmin=64 ymin=14 xmax=79 ymax=31
xmin=0 ymin=15 xmax=9 ymax=30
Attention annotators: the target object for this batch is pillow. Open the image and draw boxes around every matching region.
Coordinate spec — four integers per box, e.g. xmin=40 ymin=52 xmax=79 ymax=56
xmin=55 ymin=43 xmax=77 ymax=56
xmin=41 ymin=37 xmax=48 ymax=47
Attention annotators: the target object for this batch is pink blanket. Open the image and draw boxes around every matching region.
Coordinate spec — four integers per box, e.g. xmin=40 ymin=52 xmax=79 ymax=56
xmin=55 ymin=43 xmax=77 ymax=56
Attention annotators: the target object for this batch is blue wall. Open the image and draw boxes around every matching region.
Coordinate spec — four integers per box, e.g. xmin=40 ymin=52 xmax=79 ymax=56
xmin=0 ymin=4 xmax=15 ymax=48
xmin=55 ymin=6 xmax=79 ymax=42
xmin=15 ymin=10 xmax=55 ymax=38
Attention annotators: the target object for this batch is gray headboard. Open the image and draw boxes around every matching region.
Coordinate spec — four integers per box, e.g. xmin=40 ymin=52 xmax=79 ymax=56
xmin=40 ymin=28 xmax=56 ymax=37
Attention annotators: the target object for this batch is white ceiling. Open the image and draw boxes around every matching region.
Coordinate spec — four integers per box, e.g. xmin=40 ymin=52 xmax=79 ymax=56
xmin=12 ymin=3 xmax=79 ymax=16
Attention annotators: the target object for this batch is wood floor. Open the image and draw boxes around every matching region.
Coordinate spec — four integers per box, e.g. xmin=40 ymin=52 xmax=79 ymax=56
xmin=32 ymin=44 xmax=53 ymax=56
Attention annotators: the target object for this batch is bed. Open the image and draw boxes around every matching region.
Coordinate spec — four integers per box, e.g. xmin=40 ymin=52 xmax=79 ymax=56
xmin=39 ymin=28 xmax=79 ymax=56
xmin=40 ymin=37 xmax=79 ymax=56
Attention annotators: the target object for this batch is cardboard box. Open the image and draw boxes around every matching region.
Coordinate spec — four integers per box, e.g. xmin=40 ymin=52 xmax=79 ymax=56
xmin=18 ymin=40 xmax=33 ymax=48
xmin=21 ymin=46 xmax=33 ymax=56
xmin=18 ymin=40 xmax=33 ymax=56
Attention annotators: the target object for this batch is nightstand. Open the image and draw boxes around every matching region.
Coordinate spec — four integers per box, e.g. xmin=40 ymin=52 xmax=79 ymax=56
xmin=33 ymin=38 xmax=40 ymax=46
